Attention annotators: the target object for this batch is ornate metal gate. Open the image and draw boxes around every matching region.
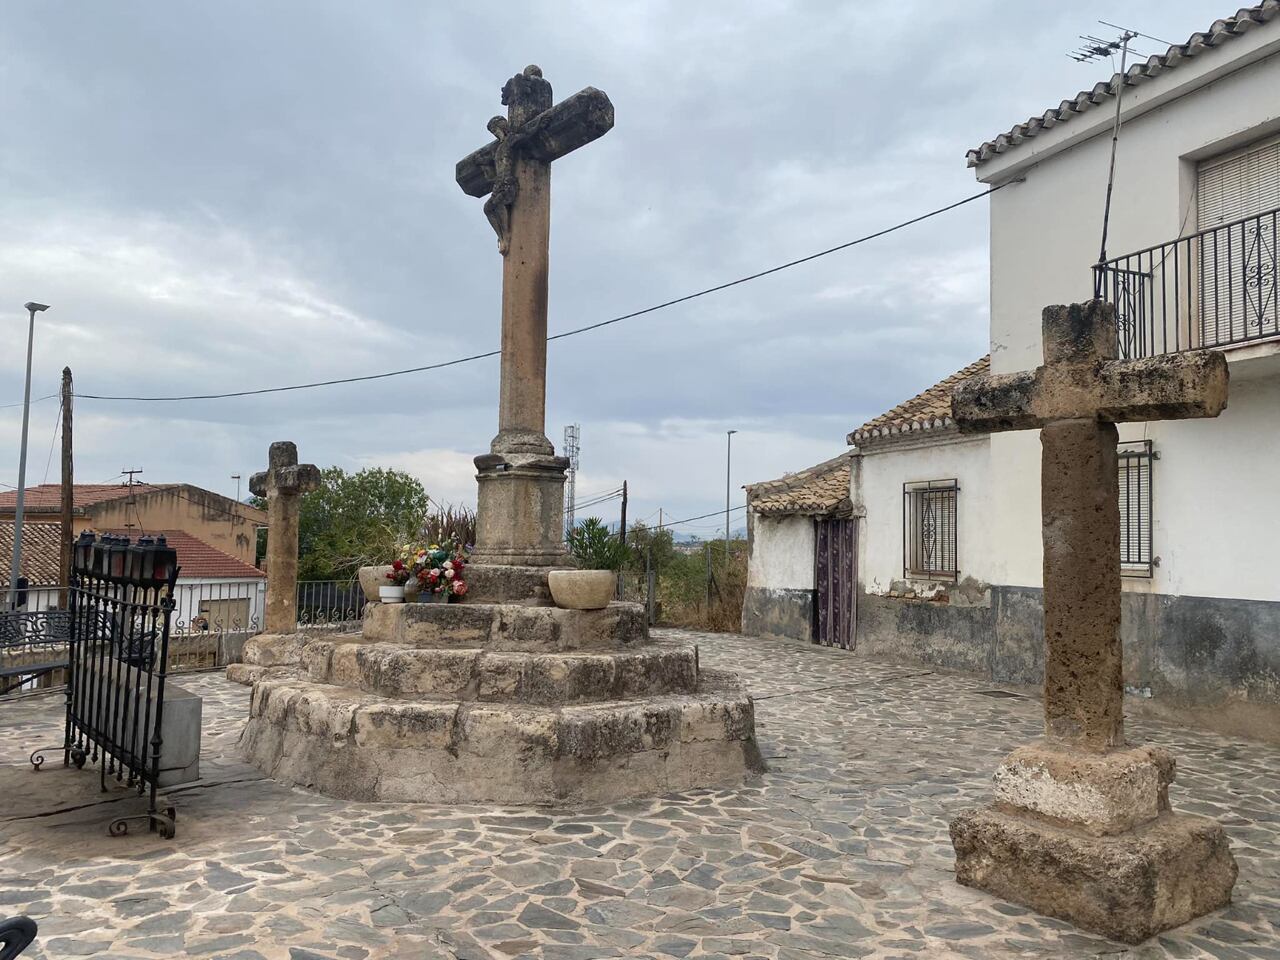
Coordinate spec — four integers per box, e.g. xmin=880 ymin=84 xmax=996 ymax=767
xmin=814 ymin=518 xmax=856 ymax=649
xmin=30 ymin=532 xmax=181 ymax=838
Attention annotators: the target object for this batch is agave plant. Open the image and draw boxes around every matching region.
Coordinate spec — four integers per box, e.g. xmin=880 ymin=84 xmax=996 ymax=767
xmin=566 ymin=518 xmax=630 ymax=571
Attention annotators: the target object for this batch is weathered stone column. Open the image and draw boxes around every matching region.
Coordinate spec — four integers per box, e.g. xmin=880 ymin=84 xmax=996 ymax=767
xmin=1040 ymin=417 xmax=1123 ymax=750
xmin=250 ymin=441 xmax=320 ymax=635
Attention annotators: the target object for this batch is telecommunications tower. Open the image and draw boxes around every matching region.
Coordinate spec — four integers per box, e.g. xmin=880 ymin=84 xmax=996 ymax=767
xmin=563 ymin=423 xmax=581 ymax=537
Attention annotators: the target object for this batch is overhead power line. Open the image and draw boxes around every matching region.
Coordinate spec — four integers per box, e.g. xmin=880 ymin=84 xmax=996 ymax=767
xmin=0 ymin=393 xmax=58 ymax=411
xmin=73 ymin=184 xmax=1008 ymax=404
xmin=659 ymin=503 xmax=748 ymax=529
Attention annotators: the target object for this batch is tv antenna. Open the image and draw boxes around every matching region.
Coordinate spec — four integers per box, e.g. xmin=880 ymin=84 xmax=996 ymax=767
xmin=1069 ymin=26 xmax=1138 ymax=291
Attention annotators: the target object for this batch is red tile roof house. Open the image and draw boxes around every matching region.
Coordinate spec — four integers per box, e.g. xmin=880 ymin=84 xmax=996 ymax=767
xmin=0 ymin=521 xmax=266 ymax=668
xmin=744 ymin=2 xmax=1280 ymax=743
xmin=0 ymin=483 xmax=266 ymax=569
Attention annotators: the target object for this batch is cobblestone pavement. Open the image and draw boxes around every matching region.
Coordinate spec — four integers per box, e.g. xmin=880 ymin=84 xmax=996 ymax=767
xmin=1 ymin=630 xmax=1277 ymax=960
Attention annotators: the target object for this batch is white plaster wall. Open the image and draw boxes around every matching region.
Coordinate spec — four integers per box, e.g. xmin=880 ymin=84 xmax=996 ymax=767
xmin=171 ymin=578 xmax=266 ymax=633
xmin=975 ymin=43 xmax=1280 ymax=599
xmin=747 ymin=515 xmax=814 ymax=592
xmin=858 ymin=436 xmax=992 ymax=593
xmin=1124 ymin=374 xmax=1280 ymax=602
xmin=984 ymin=42 xmax=1280 ymax=375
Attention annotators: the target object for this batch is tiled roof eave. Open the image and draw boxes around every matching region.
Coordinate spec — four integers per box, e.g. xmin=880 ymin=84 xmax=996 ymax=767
xmin=848 ymin=415 xmax=957 ymax=446
xmin=966 ymin=2 xmax=1279 ymax=167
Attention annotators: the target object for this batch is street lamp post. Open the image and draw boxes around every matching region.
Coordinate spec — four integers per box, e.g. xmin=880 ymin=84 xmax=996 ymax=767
xmin=9 ymin=302 xmax=50 ymax=609
xmin=725 ymin=429 xmax=738 ymax=569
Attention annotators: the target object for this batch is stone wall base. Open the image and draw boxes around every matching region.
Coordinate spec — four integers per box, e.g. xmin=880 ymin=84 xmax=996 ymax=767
xmin=951 ymin=807 xmax=1237 ymax=944
xmin=741 ymin=586 xmax=814 ymax=643
xmin=855 ymin=586 xmax=1280 ymax=739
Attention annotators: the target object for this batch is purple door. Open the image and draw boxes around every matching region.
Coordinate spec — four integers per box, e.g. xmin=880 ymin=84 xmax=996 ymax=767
xmin=815 ymin=518 xmax=856 ymax=649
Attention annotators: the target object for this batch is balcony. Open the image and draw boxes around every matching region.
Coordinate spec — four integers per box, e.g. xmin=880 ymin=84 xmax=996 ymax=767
xmin=1094 ymin=205 xmax=1279 ymax=360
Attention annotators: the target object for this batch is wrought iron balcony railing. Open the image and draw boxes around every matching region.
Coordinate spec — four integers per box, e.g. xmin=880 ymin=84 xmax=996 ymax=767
xmin=1094 ymin=205 xmax=1279 ymax=360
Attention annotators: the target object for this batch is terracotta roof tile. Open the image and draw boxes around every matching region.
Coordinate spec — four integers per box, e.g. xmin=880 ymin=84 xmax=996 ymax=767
xmin=0 ymin=522 xmax=64 ymax=585
xmin=101 ymin=530 xmax=266 ymax=581
xmin=746 ymin=454 xmax=852 ymax=517
xmin=848 ymin=356 xmax=989 ymax=445
xmin=967 ymin=2 xmax=1279 ymax=167
xmin=0 ymin=483 xmax=169 ymax=513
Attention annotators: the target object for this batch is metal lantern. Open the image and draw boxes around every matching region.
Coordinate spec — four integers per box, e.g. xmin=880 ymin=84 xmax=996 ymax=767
xmin=149 ymin=535 xmax=177 ymax=586
xmin=73 ymin=531 xmax=96 ymax=573
xmin=108 ymin=535 xmax=130 ymax=581
xmin=93 ymin=534 xmax=112 ymax=578
xmin=126 ymin=535 xmax=153 ymax=582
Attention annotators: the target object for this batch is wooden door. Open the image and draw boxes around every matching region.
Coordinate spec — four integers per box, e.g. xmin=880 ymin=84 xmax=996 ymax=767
xmin=815 ymin=518 xmax=856 ymax=649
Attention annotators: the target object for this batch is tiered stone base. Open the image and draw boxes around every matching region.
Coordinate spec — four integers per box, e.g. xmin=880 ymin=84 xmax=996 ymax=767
xmin=951 ymin=741 xmax=1237 ymax=944
xmin=237 ymin=587 xmax=763 ymax=805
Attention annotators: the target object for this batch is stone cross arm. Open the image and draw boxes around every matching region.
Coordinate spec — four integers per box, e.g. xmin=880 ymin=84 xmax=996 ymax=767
xmin=952 ymin=301 xmax=1228 ymax=434
xmin=456 ymin=86 xmax=615 ymax=197
xmin=249 ymin=441 xmax=321 ymax=498
xmin=953 ymin=352 xmax=1228 ymax=433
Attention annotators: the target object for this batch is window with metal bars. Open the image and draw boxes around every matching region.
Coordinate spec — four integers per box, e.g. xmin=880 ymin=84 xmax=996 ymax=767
xmin=1119 ymin=440 xmax=1154 ymax=578
xmin=903 ymin=480 xmax=958 ymax=581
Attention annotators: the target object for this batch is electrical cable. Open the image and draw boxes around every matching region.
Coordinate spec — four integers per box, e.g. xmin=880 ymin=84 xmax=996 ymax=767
xmin=40 ymin=398 xmax=63 ymax=486
xmin=72 ymin=184 xmax=1008 ymax=404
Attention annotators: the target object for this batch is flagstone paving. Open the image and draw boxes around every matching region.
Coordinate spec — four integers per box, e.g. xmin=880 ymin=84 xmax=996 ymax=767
xmin=1 ymin=629 xmax=1277 ymax=960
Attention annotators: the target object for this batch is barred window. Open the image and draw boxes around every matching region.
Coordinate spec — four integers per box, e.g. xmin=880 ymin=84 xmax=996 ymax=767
xmin=1119 ymin=440 xmax=1154 ymax=577
xmin=903 ymin=480 xmax=958 ymax=581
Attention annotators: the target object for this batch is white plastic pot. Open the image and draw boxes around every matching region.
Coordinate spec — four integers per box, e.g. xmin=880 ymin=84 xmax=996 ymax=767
xmin=379 ymin=585 xmax=405 ymax=603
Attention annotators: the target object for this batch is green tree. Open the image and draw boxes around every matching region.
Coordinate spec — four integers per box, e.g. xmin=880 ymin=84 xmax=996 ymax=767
xmin=625 ymin=521 xmax=677 ymax=575
xmin=253 ymin=466 xmax=431 ymax=580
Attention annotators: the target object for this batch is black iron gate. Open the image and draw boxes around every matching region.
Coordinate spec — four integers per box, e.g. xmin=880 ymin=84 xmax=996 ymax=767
xmin=814 ymin=518 xmax=856 ymax=649
xmin=30 ymin=532 xmax=181 ymax=838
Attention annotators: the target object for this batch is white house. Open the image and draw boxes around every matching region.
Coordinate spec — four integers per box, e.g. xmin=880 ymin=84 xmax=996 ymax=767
xmin=746 ymin=3 xmax=1280 ymax=739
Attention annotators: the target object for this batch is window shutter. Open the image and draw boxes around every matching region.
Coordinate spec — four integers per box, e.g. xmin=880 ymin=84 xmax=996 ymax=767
xmin=1198 ymin=135 xmax=1280 ymax=345
xmin=1118 ymin=442 xmax=1153 ymax=577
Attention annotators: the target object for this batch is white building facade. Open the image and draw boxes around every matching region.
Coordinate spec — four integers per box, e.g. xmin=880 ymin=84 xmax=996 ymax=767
xmin=746 ymin=5 xmax=1280 ymax=739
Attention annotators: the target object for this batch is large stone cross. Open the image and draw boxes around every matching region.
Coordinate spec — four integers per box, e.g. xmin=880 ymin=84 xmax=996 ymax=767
xmin=456 ymin=66 xmax=613 ymax=566
xmin=953 ymin=300 xmax=1228 ymax=751
xmin=250 ymin=441 xmax=320 ymax=634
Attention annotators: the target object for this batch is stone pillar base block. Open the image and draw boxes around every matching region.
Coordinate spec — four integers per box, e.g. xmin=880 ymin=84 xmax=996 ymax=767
xmin=464 ymin=564 xmax=560 ymax=605
xmin=473 ymin=454 xmax=570 ymax=567
xmin=993 ymin=740 xmax=1174 ymax=836
xmin=951 ymin=807 xmax=1237 ymax=944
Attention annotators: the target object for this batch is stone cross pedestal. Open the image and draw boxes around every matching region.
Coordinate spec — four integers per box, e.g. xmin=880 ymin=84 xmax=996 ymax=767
xmin=948 ymin=301 xmax=1237 ymax=944
xmin=250 ymin=441 xmax=320 ymax=635
xmin=456 ymin=66 xmax=614 ymax=567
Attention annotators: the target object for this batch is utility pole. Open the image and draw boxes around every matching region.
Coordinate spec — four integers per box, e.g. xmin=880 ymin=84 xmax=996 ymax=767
xmin=58 ymin=367 xmax=73 ymax=608
xmin=9 ymin=301 xmax=49 ymax=610
xmin=725 ymin=429 xmax=738 ymax=569
xmin=619 ymin=480 xmax=628 ymax=545
xmin=122 ymin=468 xmax=143 ymax=534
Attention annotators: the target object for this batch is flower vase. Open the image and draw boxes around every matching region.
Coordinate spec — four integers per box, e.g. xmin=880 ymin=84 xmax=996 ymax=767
xmin=379 ymin=585 xmax=405 ymax=604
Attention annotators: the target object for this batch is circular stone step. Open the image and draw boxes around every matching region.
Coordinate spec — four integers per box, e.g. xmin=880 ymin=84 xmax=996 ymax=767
xmin=298 ymin=638 xmax=699 ymax=704
xmin=361 ymin=600 xmax=646 ymax=652
xmin=239 ymin=670 xmax=764 ymax=805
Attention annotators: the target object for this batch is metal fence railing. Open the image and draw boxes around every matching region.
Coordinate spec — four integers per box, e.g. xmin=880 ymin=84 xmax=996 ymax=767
xmin=1095 ymin=204 xmax=1279 ymax=360
xmin=2 ymin=578 xmax=364 ymax=696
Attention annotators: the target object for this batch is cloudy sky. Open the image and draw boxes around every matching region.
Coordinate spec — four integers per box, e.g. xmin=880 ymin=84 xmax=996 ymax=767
xmin=0 ymin=1 xmax=1217 ymax=537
